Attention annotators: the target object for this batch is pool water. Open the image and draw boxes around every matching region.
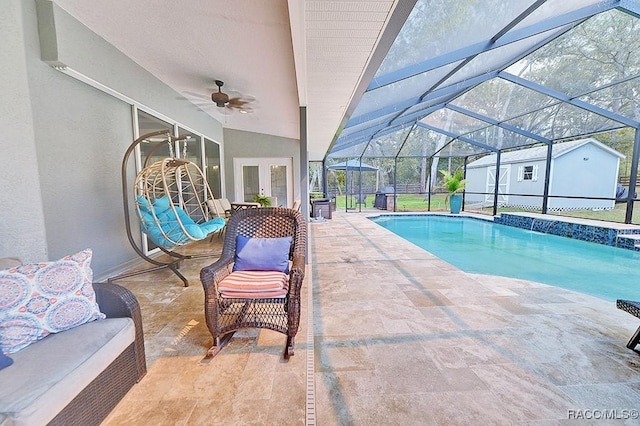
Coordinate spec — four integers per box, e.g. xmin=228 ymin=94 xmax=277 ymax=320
xmin=371 ymin=215 xmax=640 ymax=301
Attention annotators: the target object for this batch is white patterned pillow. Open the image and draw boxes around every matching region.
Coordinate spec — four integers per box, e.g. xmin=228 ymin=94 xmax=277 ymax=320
xmin=0 ymin=249 xmax=105 ymax=354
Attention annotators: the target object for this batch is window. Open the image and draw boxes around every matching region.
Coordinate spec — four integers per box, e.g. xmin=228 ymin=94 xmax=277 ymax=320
xmin=517 ymin=164 xmax=538 ymax=182
xmin=205 ymin=138 xmax=222 ymax=199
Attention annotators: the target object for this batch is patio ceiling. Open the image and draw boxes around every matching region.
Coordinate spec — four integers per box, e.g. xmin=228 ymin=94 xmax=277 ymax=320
xmin=329 ymin=0 xmax=640 ymax=160
xmin=50 ymin=0 xmax=404 ymax=161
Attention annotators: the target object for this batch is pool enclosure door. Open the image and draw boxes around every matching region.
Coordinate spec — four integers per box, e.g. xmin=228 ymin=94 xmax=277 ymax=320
xmin=233 ymin=157 xmax=293 ymax=207
xmin=485 ymin=166 xmax=510 ymax=206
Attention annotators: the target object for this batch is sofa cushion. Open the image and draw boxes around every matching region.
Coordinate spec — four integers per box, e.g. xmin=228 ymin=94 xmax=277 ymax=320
xmin=0 ymin=317 xmax=134 ymax=426
xmin=0 ymin=249 xmax=105 ymax=354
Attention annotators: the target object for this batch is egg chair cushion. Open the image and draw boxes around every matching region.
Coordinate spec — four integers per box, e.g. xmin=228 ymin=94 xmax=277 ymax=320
xmin=136 ymin=196 xmax=225 ymax=248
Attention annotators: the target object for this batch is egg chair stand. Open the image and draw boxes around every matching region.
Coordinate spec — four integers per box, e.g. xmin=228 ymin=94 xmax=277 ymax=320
xmin=108 ymin=130 xmax=225 ymax=287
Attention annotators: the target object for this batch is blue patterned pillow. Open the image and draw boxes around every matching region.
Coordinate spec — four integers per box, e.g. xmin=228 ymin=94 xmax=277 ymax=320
xmin=0 ymin=249 xmax=105 ymax=354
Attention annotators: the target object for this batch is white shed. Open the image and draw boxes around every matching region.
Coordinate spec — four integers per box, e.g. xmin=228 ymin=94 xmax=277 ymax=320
xmin=465 ymin=138 xmax=624 ymax=211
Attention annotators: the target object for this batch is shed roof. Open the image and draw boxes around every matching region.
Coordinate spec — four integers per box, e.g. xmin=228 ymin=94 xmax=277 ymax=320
xmin=467 ymin=137 xmax=625 ymax=168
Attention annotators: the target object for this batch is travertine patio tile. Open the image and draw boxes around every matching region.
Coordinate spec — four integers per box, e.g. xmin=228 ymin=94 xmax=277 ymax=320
xmin=104 ymin=211 xmax=640 ymax=425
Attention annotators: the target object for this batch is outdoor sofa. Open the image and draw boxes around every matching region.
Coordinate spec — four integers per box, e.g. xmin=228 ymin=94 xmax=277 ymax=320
xmin=0 ymin=279 xmax=146 ymax=425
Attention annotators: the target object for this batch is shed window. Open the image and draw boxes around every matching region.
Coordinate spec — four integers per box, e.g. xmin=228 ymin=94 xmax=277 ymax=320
xmin=517 ymin=165 xmax=538 ymax=182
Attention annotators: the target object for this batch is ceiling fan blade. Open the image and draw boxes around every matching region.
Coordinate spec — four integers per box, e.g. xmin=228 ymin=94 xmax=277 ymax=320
xmin=228 ymin=98 xmax=251 ymax=107
xmin=227 ymin=103 xmax=253 ymax=113
xmin=229 ymin=95 xmax=255 ymax=103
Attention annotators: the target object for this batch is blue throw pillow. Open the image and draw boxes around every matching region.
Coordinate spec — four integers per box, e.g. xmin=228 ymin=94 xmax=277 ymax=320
xmin=0 ymin=352 xmax=13 ymax=370
xmin=233 ymin=236 xmax=292 ymax=273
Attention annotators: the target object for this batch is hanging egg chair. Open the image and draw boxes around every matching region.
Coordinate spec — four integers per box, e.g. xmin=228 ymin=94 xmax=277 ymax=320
xmin=109 ymin=130 xmax=225 ymax=286
xmin=134 ymin=157 xmax=225 ymax=249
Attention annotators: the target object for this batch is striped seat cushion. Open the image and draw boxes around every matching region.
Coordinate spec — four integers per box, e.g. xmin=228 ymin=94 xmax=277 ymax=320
xmin=219 ymin=270 xmax=289 ymax=299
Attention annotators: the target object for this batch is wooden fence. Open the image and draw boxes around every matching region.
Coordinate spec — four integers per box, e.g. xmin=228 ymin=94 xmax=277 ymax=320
xmin=619 ymin=176 xmax=639 ymax=187
xmin=327 ymin=183 xmax=430 ymax=196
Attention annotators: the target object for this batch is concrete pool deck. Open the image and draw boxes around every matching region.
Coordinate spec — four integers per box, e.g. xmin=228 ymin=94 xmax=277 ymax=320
xmin=104 ymin=210 xmax=640 ymax=425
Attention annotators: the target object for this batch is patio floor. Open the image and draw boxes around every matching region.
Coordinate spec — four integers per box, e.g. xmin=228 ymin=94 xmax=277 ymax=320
xmin=103 ymin=211 xmax=640 ymax=425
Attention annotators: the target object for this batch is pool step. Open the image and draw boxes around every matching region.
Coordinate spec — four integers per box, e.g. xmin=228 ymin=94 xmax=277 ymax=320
xmin=616 ymin=232 xmax=640 ymax=251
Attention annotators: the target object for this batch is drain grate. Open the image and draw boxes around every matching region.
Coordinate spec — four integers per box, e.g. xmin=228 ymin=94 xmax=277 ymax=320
xmin=305 ymin=273 xmax=316 ymax=425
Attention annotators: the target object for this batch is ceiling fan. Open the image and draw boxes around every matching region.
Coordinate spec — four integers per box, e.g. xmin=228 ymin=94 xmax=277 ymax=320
xmin=210 ymin=80 xmax=254 ymax=113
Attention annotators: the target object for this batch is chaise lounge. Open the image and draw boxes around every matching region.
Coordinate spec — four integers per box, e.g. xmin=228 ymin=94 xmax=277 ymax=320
xmin=616 ymin=299 xmax=640 ymax=350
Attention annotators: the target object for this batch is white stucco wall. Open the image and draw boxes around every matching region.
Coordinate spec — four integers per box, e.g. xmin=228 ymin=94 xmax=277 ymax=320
xmin=0 ymin=0 xmax=48 ymax=261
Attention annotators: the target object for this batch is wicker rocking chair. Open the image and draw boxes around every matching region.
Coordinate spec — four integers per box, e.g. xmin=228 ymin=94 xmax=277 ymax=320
xmin=200 ymin=207 xmax=307 ymax=359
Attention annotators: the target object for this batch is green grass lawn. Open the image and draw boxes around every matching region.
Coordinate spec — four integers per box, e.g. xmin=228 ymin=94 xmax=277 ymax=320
xmin=334 ymin=193 xmax=448 ymax=211
xmin=538 ymin=203 xmax=640 ymax=224
xmin=333 ymin=193 xmax=639 ymax=224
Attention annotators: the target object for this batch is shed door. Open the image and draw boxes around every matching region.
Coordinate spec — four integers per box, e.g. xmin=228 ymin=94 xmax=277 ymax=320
xmin=486 ymin=166 xmax=510 ymax=205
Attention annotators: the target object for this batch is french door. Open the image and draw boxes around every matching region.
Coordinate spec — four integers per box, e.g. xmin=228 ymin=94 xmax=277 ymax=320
xmin=233 ymin=157 xmax=293 ymax=207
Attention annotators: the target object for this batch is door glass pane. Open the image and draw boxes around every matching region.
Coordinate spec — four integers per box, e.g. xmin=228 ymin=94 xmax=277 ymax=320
xmin=176 ymin=128 xmax=204 ymax=221
xmin=242 ymin=166 xmax=259 ymax=202
xmin=270 ymin=165 xmax=287 ymax=207
xmin=178 ymin=127 xmax=202 ymax=167
xmin=205 ymin=138 xmax=222 ymax=199
xmin=137 ymin=110 xmax=173 ymax=251
xmin=138 ymin=110 xmax=172 ymax=168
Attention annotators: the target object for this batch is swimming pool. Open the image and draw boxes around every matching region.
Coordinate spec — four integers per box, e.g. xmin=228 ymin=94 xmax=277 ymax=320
xmin=370 ymin=214 xmax=640 ymax=301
